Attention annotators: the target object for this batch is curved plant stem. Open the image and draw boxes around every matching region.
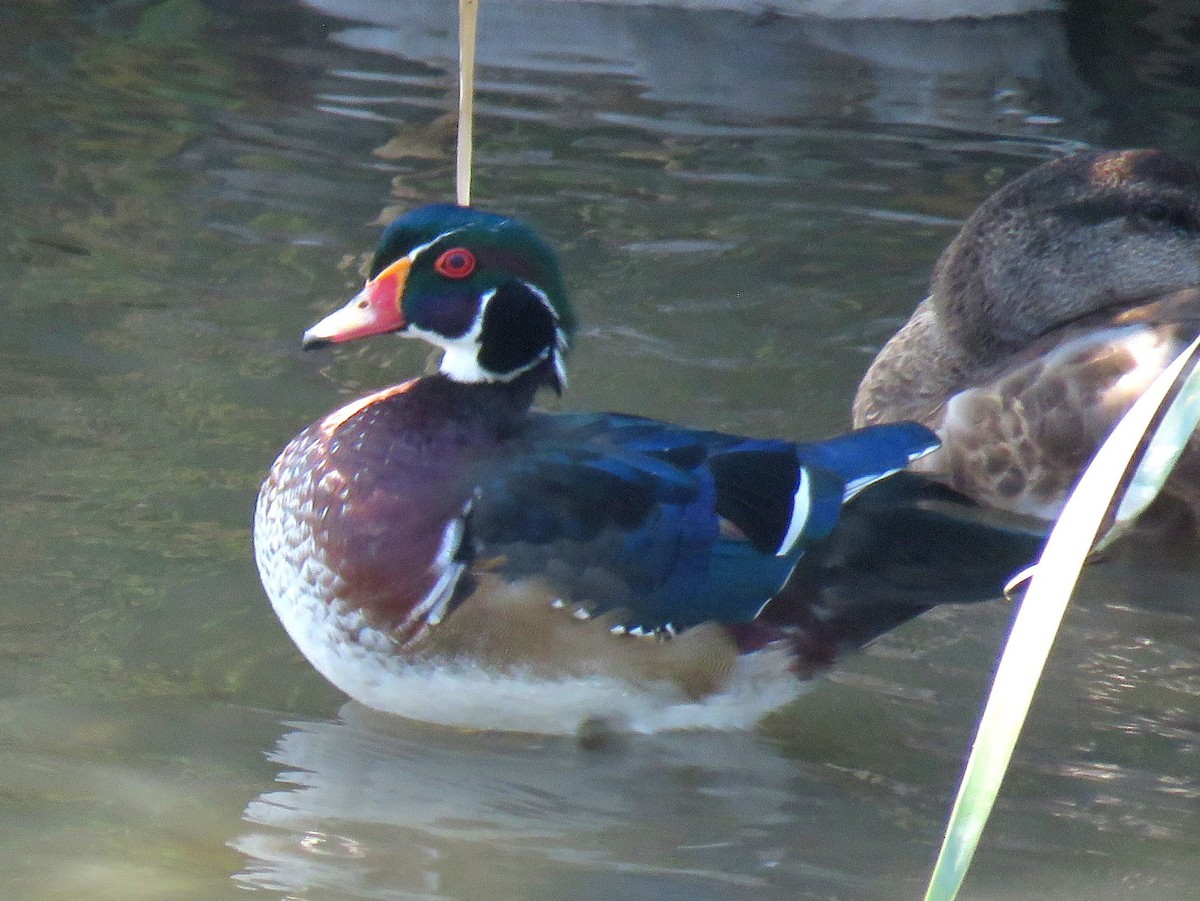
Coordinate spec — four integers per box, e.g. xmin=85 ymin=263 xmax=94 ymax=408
xmin=923 ymin=331 xmax=1200 ymax=901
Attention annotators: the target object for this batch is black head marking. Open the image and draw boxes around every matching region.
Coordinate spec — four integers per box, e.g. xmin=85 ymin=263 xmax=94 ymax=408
xmin=478 ymin=281 xmax=564 ymax=388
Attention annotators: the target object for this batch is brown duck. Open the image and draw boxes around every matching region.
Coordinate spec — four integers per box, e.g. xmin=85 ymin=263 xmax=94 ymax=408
xmin=854 ymin=149 xmax=1200 ymax=523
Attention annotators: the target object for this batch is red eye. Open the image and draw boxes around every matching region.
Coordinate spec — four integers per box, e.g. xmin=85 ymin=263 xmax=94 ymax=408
xmin=434 ymin=247 xmax=476 ymax=279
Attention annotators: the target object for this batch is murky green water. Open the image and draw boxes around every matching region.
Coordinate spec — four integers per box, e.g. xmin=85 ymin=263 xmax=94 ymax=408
xmin=1 ymin=1 xmax=1197 ymax=898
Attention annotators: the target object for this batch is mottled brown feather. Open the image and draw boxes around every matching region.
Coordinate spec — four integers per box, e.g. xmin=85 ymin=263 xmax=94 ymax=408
xmin=854 ymin=149 xmax=1200 ymax=521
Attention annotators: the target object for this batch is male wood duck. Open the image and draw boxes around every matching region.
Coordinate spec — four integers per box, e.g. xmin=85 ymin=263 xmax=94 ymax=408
xmin=854 ymin=149 xmax=1200 ymax=524
xmin=255 ymin=204 xmax=1041 ymax=734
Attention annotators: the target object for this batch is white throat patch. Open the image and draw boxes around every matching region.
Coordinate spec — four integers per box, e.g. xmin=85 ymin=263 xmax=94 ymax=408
xmin=420 ymin=283 xmax=567 ymax=387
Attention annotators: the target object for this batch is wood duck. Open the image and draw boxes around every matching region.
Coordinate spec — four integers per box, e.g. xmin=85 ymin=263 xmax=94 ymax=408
xmin=854 ymin=149 xmax=1200 ymax=524
xmin=255 ymin=204 xmax=1041 ymax=733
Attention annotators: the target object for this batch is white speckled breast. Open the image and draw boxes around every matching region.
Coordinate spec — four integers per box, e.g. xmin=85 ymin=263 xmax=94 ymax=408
xmin=255 ymin=428 xmax=402 ymax=699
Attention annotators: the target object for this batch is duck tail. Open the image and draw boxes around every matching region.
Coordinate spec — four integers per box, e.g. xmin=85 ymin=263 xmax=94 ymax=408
xmin=759 ymin=473 xmax=1048 ymax=668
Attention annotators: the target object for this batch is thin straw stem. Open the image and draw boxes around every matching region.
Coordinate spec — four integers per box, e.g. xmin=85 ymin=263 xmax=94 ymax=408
xmin=456 ymin=0 xmax=479 ymax=207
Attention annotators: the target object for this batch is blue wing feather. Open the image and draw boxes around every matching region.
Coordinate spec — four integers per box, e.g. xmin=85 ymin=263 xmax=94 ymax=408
xmin=467 ymin=413 xmax=937 ymax=632
xmin=797 ymin=421 xmax=940 ymax=500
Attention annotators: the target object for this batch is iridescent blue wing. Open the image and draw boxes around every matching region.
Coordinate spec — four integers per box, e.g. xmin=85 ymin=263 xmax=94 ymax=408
xmin=464 ymin=413 xmax=937 ymax=632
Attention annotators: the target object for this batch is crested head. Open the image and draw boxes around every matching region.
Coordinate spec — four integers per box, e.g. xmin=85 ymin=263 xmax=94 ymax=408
xmin=304 ymin=204 xmax=576 ymax=393
xmin=932 ymin=149 xmax=1200 ymax=358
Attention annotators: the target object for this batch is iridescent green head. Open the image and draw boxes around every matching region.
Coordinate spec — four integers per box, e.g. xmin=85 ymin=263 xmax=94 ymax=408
xmin=303 ymin=204 xmax=576 ymax=393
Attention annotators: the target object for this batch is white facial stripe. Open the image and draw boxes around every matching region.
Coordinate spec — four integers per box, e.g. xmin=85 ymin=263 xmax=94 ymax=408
xmin=424 ymin=281 xmax=565 ymax=386
xmin=426 ymin=287 xmax=491 ymax=383
xmin=552 ymin=340 xmax=568 ymax=390
xmin=521 ymin=281 xmax=569 ymax=390
xmin=775 ymin=467 xmax=811 ymax=557
xmin=405 ymin=227 xmax=468 ymax=266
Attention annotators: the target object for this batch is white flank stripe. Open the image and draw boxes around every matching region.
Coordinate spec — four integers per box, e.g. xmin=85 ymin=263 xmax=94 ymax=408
xmin=775 ymin=467 xmax=811 ymax=556
xmin=406 ymin=505 xmax=471 ymax=632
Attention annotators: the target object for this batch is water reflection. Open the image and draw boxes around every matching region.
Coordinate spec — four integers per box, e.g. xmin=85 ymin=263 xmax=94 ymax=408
xmin=307 ymin=0 xmax=1092 ymax=145
xmin=235 ymin=703 xmax=866 ymax=899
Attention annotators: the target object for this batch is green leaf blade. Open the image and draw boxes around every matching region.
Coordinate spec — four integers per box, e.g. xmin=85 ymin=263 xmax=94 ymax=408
xmin=923 ymin=331 xmax=1200 ymax=901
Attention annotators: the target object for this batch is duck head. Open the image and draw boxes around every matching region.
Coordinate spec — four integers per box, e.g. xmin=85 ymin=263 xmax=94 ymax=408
xmin=304 ymin=204 xmax=576 ymax=393
xmin=933 ymin=149 xmax=1200 ymax=363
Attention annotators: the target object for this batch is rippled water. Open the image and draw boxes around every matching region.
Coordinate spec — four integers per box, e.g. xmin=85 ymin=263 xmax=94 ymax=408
xmin=1 ymin=1 xmax=1198 ymax=898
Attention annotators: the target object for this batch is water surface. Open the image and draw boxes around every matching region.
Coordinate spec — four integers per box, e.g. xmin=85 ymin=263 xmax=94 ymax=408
xmin=1 ymin=1 xmax=1198 ymax=898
